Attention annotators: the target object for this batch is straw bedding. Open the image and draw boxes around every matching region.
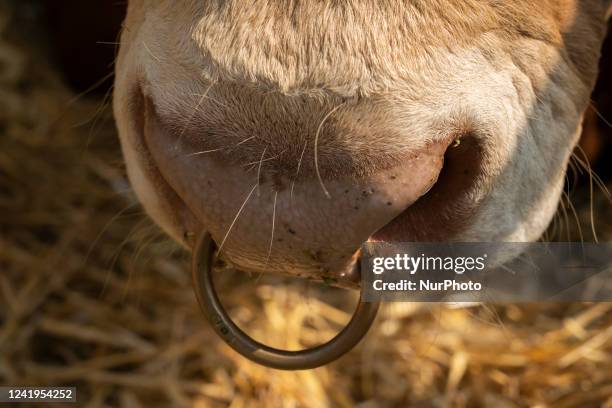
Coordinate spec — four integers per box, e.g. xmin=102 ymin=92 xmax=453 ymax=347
xmin=1 ymin=4 xmax=612 ymax=407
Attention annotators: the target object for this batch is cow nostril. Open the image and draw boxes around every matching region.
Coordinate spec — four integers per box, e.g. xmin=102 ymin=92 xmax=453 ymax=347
xmin=372 ymin=133 xmax=483 ymax=242
xmin=435 ymin=133 xmax=483 ymax=199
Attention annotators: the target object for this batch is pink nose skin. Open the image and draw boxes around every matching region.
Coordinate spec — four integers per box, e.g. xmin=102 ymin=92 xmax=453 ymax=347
xmin=144 ymin=102 xmax=451 ymax=283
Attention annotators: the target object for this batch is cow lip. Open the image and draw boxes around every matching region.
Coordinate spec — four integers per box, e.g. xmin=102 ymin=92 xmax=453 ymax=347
xmin=138 ymin=94 xmax=452 ymax=286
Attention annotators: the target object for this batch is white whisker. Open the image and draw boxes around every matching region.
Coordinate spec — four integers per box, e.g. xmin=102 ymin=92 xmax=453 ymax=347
xmin=191 ymin=93 xmax=230 ymax=109
xmin=563 ymin=190 xmax=584 ymax=244
xmin=235 ymin=135 xmax=256 ymax=146
xmin=256 ymin=147 xmax=267 ymax=196
xmin=266 ymin=191 xmax=279 ymax=264
xmin=573 ymin=146 xmax=600 ymax=242
xmin=572 ymin=151 xmax=611 ymax=201
xmin=314 ymin=103 xmax=344 ymax=199
xmin=589 ymin=100 xmax=612 ymax=128
xmin=174 ymin=81 xmax=215 ymax=150
xmin=243 ymin=152 xmax=287 ymax=168
xmin=142 ymin=41 xmax=161 ymax=62
xmin=218 ymin=184 xmax=258 ymax=254
xmin=291 ymin=139 xmax=308 ymax=201
xmin=558 ymin=191 xmax=571 ymax=241
xmin=186 ymin=148 xmax=223 ymax=157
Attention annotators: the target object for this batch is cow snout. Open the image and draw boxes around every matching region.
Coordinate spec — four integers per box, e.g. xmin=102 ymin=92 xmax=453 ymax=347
xmin=114 ymin=1 xmax=609 ymax=286
xmin=140 ymin=92 xmax=455 ymax=281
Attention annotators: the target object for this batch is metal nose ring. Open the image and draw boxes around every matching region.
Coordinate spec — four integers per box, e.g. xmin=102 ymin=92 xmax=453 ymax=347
xmin=191 ymin=231 xmax=380 ymax=370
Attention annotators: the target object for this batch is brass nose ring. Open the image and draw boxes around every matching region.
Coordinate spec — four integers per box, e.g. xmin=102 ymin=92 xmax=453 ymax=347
xmin=191 ymin=231 xmax=380 ymax=370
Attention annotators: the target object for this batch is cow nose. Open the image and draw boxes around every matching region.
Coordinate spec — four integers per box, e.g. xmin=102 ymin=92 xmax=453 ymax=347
xmin=143 ymin=99 xmax=452 ymax=281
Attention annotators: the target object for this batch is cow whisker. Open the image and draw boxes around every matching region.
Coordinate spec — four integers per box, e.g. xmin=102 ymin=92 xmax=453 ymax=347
xmin=563 ymin=190 xmax=584 ymax=244
xmin=234 ymin=135 xmax=256 ymax=147
xmin=64 ymin=70 xmax=115 ymax=110
xmin=101 ymin=218 xmax=155 ymax=298
xmin=290 ymin=139 xmax=308 ymax=202
xmin=85 ymin=201 xmax=141 ymax=267
xmin=314 ymin=103 xmax=344 ymax=199
xmin=218 ymin=184 xmax=258 ymax=254
xmin=571 ymin=146 xmax=610 ymax=243
xmin=571 ymin=151 xmax=611 ymax=201
xmin=256 ymin=147 xmax=268 ymax=196
xmin=266 ymin=191 xmax=279 ymax=265
xmin=185 ymin=136 xmax=257 ymax=158
xmin=243 ymin=149 xmax=288 ymax=168
xmin=86 ymin=85 xmax=117 ymax=150
xmin=186 ymin=148 xmax=224 ymax=157
xmin=190 ymin=93 xmax=230 ymax=109
xmin=558 ymin=190 xmax=571 ymax=242
xmin=244 ymin=164 xmax=258 ymax=173
xmin=123 ymin=230 xmax=165 ymax=302
xmin=567 ymin=156 xmax=580 ymax=189
xmin=589 ymin=100 xmax=612 ymax=128
xmin=142 ymin=41 xmax=162 ymax=62
xmin=174 ymin=81 xmax=215 ymax=151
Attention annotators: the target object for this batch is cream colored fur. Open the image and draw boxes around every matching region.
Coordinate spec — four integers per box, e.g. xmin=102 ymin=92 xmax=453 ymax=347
xmin=113 ymin=1 xmax=610 ymax=275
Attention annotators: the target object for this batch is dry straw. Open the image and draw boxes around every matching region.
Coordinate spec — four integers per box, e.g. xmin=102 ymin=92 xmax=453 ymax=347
xmin=1 ymin=3 xmax=612 ymax=407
